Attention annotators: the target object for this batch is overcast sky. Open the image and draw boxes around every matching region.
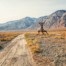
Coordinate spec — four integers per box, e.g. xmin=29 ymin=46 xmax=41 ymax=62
xmin=0 ymin=0 xmax=66 ymax=23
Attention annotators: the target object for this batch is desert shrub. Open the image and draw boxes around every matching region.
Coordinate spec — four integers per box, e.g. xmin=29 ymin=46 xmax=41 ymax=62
xmin=25 ymin=33 xmax=30 ymax=38
xmin=30 ymin=44 xmax=40 ymax=53
xmin=25 ymin=33 xmax=41 ymax=53
xmin=33 ymin=38 xmax=38 ymax=44
xmin=0 ymin=46 xmax=3 ymax=50
xmin=54 ymin=36 xmax=64 ymax=39
xmin=27 ymin=40 xmax=33 ymax=46
xmin=0 ymin=32 xmax=21 ymax=41
xmin=1 ymin=38 xmax=7 ymax=41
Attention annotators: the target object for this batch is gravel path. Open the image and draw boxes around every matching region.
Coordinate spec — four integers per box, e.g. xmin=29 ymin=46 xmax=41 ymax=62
xmin=0 ymin=34 xmax=36 ymax=66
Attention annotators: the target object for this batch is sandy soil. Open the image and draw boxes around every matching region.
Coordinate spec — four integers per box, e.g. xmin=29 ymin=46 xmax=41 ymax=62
xmin=0 ymin=34 xmax=36 ymax=66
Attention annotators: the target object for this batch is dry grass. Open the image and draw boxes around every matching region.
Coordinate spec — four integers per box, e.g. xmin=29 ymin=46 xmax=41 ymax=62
xmin=0 ymin=31 xmax=22 ymax=49
xmin=25 ymin=30 xmax=66 ymax=66
xmin=25 ymin=33 xmax=41 ymax=53
xmin=0 ymin=32 xmax=22 ymax=41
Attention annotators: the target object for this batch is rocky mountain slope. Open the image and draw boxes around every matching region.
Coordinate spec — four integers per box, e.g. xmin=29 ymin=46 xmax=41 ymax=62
xmin=30 ymin=10 xmax=66 ymax=30
xmin=0 ymin=10 xmax=66 ymax=31
xmin=0 ymin=17 xmax=37 ymax=30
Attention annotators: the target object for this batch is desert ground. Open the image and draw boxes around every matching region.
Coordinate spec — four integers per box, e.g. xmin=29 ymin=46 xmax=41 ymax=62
xmin=0 ymin=29 xmax=66 ymax=66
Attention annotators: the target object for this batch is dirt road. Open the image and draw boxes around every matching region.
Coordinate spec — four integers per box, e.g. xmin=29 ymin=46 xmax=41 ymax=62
xmin=0 ymin=34 xmax=36 ymax=66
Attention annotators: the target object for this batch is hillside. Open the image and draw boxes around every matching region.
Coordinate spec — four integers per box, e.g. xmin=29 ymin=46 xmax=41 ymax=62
xmin=0 ymin=10 xmax=66 ymax=31
xmin=30 ymin=10 xmax=66 ymax=30
xmin=0 ymin=17 xmax=37 ymax=31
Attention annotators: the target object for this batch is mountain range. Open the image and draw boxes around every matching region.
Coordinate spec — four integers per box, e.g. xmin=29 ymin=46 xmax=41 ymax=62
xmin=29 ymin=10 xmax=66 ymax=30
xmin=0 ymin=10 xmax=66 ymax=31
xmin=0 ymin=17 xmax=37 ymax=31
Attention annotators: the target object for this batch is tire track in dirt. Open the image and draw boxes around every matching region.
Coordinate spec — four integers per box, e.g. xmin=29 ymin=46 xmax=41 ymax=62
xmin=0 ymin=34 xmax=37 ymax=66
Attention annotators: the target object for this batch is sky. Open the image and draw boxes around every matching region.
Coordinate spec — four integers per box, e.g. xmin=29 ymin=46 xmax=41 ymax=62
xmin=0 ymin=0 xmax=66 ymax=23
